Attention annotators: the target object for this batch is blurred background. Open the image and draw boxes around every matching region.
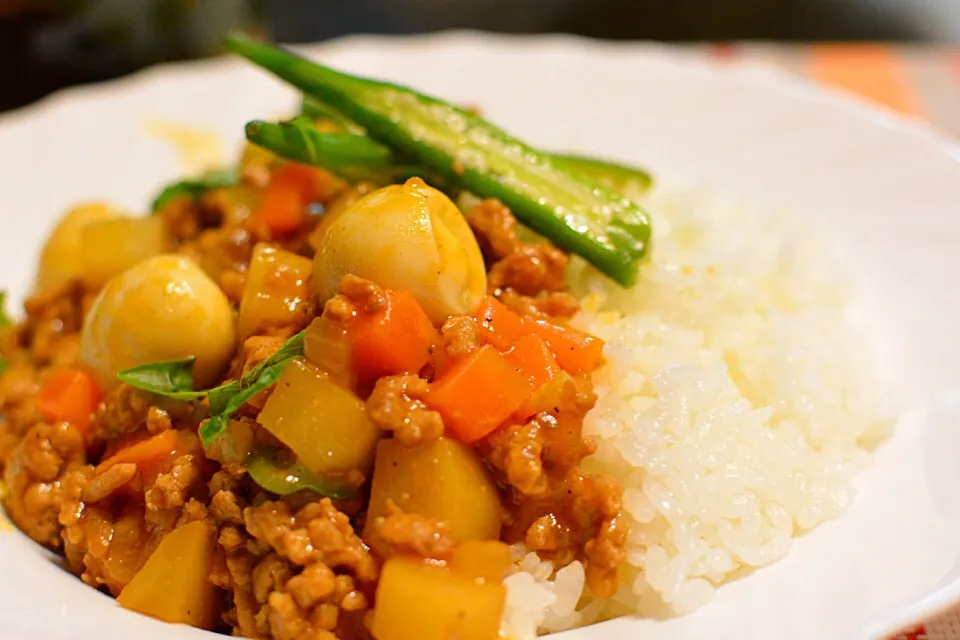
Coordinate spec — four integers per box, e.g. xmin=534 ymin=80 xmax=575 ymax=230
xmin=2 ymin=0 xmax=960 ymax=112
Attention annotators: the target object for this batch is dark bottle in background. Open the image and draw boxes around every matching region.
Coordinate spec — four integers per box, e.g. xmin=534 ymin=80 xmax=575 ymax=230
xmin=0 ymin=0 xmax=268 ymax=111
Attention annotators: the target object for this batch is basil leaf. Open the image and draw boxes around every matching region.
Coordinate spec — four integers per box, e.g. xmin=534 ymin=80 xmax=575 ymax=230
xmin=0 ymin=291 xmax=13 ymax=329
xmin=116 ymin=330 xmax=306 ymax=445
xmin=151 ymin=182 xmax=194 ymax=213
xmin=200 ymin=358 xmax=294 ymax=444
xmin=150 ymin=167 xmax=240 ymax=213
xmin=116 ymin=357 xmax=207 ymax=400
xmin=247 ymin=448 xmax=357 ymax=499
xmin=208 ymin=380 xmax=241 ymax=415
xmin=200 ymin=331 xmax=306 ymax=445
xmin=0 ymin=357 xmax=8 ymax=376
xmin=248 ymin=331 xmax=305 ymax=378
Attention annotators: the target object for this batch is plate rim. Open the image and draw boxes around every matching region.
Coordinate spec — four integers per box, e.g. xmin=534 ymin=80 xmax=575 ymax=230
xmin=1 ymin=30 xmax=959 ymax=640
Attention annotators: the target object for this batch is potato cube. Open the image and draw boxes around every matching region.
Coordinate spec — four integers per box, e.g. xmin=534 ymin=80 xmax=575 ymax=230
xmin=371 ymin=556 xmax=505 ymax=640
xmin=238 ymin=243 xmax=313 ymax=339
xmin=117 ymin=521 xmax=218 ymax=629
xmin=257 ymin=358 xmax=380 ymax=475
xmin=364 ymin=437 xmax=501 ymax=553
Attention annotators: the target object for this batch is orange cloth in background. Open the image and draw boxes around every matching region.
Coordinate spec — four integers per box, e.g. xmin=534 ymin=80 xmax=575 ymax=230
xmin=806 ymin=44 xmax=922 ymax=118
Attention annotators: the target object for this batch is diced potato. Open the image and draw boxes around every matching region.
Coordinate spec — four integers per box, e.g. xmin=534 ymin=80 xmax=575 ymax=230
xmin=36 ymin=201 xmax=126 ymax=291
xmin=364 ymin=438 xmax=501 ymax=552
xmin=303 ymin=315 xmax=355 ymax=389
xmin=81 ymin=216 xmax=169 ymax=287
xmin=256 ymin=358 xmax=380 ymax=475
xmin=238 ymin=243 xmax=313 ymax=339
xmin=448 ymin=540 xmax=512 ymax=584
xmin=117 ymin=520 xmax=219 ymax=629
xmin=202 ymin=417 xmax=254 ymax=465
xmin=371 ymin=556 xmax=505 ymax=640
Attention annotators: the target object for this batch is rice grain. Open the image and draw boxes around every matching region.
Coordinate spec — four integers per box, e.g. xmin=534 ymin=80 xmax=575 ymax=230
xmin=499 ymin=186 xmax=895 ymax=637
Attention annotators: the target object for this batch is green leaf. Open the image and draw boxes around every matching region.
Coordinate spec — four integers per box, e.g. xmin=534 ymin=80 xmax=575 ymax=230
xmin=246 ymin=448 xmax=357 ymax=499
xmin=0 ymin=357 xmax=8 ymax=376
xmin=208 ymin=380 xmax=241 ymax=415
xmin=115 ymin=331 xmax=307 ymax=445
xmin=248 ymin=331 xmax=305 ymax=377
xmin=200 ymin=330 xmax=306 ymax=445
xmin=0 ymin=291 xmax=13 ymax=329
xmin=150 ymin=167 xmax=240 ymax=213
xmin=200 ymin=360 xmax=290 ymax=444
xmin=116 ymin=357 xmax=207 ymax=401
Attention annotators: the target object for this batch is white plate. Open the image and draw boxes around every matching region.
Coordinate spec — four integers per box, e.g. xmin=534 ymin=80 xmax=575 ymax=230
xmin=1 ymin=31 xmax=960 ymax=640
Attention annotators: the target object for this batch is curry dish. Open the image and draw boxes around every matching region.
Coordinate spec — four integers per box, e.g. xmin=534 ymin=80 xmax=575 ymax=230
xmin=0 ymin=35 xmax=657 ymax=640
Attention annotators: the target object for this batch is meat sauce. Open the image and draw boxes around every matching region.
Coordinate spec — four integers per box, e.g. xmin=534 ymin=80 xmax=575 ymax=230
xmin=0 ymin=172 xmax=626 ymax=639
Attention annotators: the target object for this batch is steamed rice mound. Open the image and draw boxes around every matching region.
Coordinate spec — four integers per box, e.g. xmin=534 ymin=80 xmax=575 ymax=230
xmin=501 ymin=186 xmax=895 ymax=634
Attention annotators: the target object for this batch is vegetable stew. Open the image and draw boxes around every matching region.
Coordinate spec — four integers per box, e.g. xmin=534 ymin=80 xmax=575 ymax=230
xmin=0 ymin=35 xmax=648 ymax=640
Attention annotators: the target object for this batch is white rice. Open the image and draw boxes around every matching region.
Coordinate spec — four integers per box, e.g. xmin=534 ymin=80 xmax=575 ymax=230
xmin=500 ymin=547 xmax=597 ymax=639
xmin=499 ymin=186 xmax=896 ymax=636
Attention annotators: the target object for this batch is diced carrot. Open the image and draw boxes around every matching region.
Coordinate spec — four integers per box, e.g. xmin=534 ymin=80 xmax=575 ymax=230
xmin=430 ymin=344 xmax=469 ymax=381
xmin=349 ymin=290 xmax=439 ymax=386
xmin=504 ymin=334 xmax=569 ymax=422
xmin=503 ymin=334 xmax=560 ymax=420
xmin=524 ymin=319 xmax=604 ymax=374
xmin=102 ymin=431 xmax=149 ymax=461
xmin=472 ymin=295 xmax=604 ymax=374
xmin=35 ymin=368 xmax=103 ymax=433
xmin=473 ymin=297 xmax=527 ymax=350
xmin=503 ymin=334 xmax=560 ymax=393
xmin=255 ymin=183 xmax=307 ymax=234
xmin=98 ymin=429 xmax=201 ymax=487
xmin=254 ymin=162 xmax=324 ymax=234
xmin=426 ymin=345 xmax=531 ymax=443
xmin=270 ymin=163 xmax=321 ymax=204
